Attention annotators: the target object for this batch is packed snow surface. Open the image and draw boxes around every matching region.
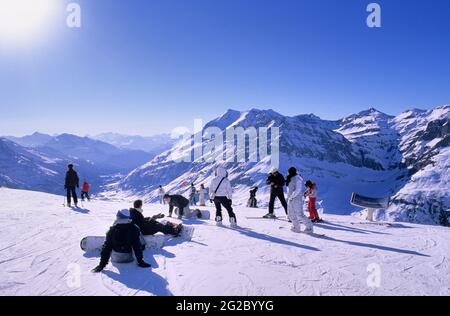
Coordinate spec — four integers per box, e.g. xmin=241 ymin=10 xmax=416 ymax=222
xmin=0 ymin=188 xmax=449 ymax=296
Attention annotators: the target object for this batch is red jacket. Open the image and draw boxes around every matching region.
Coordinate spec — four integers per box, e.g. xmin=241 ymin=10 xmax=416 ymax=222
xmin=82 ymin=182 xmax=90 ymax=193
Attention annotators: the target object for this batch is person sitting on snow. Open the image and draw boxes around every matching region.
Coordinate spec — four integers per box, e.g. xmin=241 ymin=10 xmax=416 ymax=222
xmin=264 ymin=167 xmax=288 ymax=218
xmin=92 ymin=209 xmax=151 ymax=273
xmin=209 ymin=166 xmax=237 ymax=227
xmin=304 ymin=180 xmax=322 ymax=223
xmin=130 ymin=200 xmax=183 ymax=237
xmin=286 ymin=167 xmax=313 ymax=233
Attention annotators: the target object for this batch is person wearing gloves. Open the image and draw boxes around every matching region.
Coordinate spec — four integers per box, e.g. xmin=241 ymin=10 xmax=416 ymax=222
xmin=92 ymin=209 xmax=151 ymax=273
xmin=209 ymin=167 xmax=237 ymax=227
xmin=286 ymin=167 xmax=313 ymax=234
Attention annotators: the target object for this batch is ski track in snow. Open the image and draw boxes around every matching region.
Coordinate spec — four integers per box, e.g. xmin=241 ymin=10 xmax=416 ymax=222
xmin=0 ymin=188 xmax=449 ymax=296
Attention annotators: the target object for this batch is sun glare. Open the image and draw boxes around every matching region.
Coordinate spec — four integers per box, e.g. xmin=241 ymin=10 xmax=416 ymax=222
xmin=0 ymin=0 xmax=59 ymax=44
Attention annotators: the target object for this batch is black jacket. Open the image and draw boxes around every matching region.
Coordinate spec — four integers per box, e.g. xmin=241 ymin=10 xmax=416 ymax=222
xmin=65 ymin=169 xmax=79 ymax=188
xmin=100 ymin=222 xmax=144 ymax=267
xmin=266 ymin=172 xmax=286 ymax=192
xmin=130 ymin=208 xmax=151 ymax=230
xmin=168 ymin=195 xmax=189 ymax=215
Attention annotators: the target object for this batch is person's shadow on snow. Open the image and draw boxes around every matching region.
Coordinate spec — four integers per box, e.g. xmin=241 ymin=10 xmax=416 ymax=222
xmin=311 ymin=234 xmax=429 ymax=257
xmin=71 ymin=207 xmax=90 ymax=214
xmin=230 ymin=227 xmax=320 ymax=252
xmin=103 ymin=263 xmax=172 ymax=296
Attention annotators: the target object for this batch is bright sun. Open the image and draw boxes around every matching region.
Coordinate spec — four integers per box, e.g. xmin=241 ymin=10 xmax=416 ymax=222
xmin=0 ymin=0 xmax=59 ymax=44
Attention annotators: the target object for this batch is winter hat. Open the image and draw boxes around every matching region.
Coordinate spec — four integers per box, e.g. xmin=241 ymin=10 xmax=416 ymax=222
xmin=305 ymin=180 xmax=313 ymax=188
xmin=68 ymin=164 xmax=74 ymax=169
xmin=116 ymin=209 xmax=131 ymax=220
xmin=270 ymin=167 xmax=278 ymax=174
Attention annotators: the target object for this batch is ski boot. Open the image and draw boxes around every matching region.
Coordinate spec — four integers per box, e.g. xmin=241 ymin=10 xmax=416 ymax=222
xmin=230 ymin=217 xmax=237 ymax=228
xmin=263 ymin=213 xmax=276 ymax=219
xmin=215 ymin=216 xmax=223 ymax=226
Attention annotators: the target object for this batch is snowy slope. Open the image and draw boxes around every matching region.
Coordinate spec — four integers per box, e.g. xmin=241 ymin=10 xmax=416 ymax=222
xmin=0 ymin=188 xmax=449 ymax=296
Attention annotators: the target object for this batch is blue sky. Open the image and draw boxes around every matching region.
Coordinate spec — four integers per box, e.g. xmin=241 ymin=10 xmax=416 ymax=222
xmin=1 ymin=0 xmax=450 ymax=136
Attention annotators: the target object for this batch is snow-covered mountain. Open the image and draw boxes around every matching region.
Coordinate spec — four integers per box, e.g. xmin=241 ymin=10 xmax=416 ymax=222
xmin=117 ymin=106 xmax=450 ymax=226
xmin=92 ymin=133 xmax=177 ymax=157
xmin=42 ymin=134 xmax=152 ymax=173
xmin=0 ymin=133 xmax=155 ymax=194
xmin=5 ymin=132 xmax=54 ymax=148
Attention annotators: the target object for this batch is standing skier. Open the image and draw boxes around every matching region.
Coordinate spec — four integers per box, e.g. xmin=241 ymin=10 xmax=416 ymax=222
xmin=209 ymin=167 xmax=237 ymax=227
xmin=304 ymin=180 xmax=322 ymax=222
xmin=92 ymin=209 xmax=151 ymax=272
xmin=81 ymin=180 xmax=90 ymax=201
xmin=158 ymin=185 xmax=165 ymax=204
xmin=64 ymin=164 xmax=79 ymax=208
xmin=264 ymin=167 xmax=288 ymax=218
xmin=189 ymin=183 xmax=197 ymax=206
xmin=198 ymin=184 xmax=207 ymax=206
xmin=286 ymin=167 xmax=313 ymax=233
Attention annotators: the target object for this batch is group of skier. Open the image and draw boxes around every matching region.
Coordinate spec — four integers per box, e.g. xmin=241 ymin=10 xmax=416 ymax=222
xmin=263 ymin=167 xmax=322 ymax=225
xmin=64 ymin=164 xmax=91 ymax=208
xmin=80 ymin=162 xmax=321 ymax=272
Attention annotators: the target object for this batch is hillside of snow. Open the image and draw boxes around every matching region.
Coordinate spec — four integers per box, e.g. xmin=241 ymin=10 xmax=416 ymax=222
xmin=0 ymin=188 xmax=449 ymax=296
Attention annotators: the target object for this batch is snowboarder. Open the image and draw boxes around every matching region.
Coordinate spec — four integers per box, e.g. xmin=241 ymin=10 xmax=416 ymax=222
xmin=64 ymin=164 xmax=79 ymax=208
xmin=130 ymin=200 xmax=183 ymax=236
xmin=158 ymin=185 xmax=165 ymax=204
xmin=286 ymin=167 xmax=313 ymax=233
xmin=198 ymin=184 xmax=207 ymax=206
xmin=92 ymin=209 xmax=151 ymax=273
xmin=164 ymin=194 xmax=193 ymax=219
xmin=81 ymin=180 xmax=90 ymax=201
xmin=189 ymin=183 xmax=197 ymax=206
xmin=264 ymin=167 xmax=288 ymax=218
xmin=247 ymin=187 xmax=258 ymax=208
xmin=304 ymin=180 xmax=322 ymax=222
xmin=209 ymin=167 xmax=237 ymax=227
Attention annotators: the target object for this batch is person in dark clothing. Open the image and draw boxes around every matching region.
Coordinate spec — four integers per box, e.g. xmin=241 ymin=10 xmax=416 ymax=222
xmin=92 ymin=209 xmax=151 ymax=273
xmin=130 ymin=200 xmax=182 ymax=236
xmin=264 ymin=167 xmax=288 ymax=218
xmin=247 ymin=187 xmax=258 ymax=208
xmin=163 ymin=194 xmax=192 ymax=219
xmin=65 ymin=164 xmax=79 ymax=207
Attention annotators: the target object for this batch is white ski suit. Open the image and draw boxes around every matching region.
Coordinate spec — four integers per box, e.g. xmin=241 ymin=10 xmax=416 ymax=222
xmin=287 ymin=174 xmax=313 ymax=233
xmin=199 ymin=187 xmax=206 ymax=206
xmin=158 ymin=187 xmax=165 ymax=204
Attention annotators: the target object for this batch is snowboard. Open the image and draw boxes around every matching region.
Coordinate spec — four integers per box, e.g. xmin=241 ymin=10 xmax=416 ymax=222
xmin=246 ymin=216 xmax=285 ymax=220
xmin=80 ymin=226 xmax=195 ymax=252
